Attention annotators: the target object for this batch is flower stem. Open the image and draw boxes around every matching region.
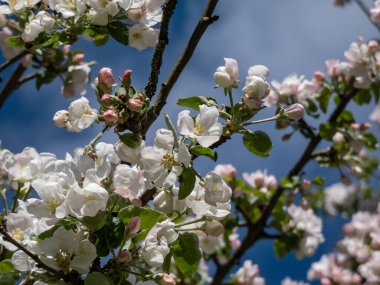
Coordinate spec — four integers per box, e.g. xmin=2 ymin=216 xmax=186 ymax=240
xmin=243 ymin=114 xmax=280 ymax=126
xmin=86 ymin=125 xmax=111 ymax=151
xmin=174 ymin=217 xmax=205 ymax=228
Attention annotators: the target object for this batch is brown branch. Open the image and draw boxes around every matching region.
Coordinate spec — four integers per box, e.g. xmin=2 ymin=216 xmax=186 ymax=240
xmin=0 ymin=227 xmax=61 ymax=277
xmin=0 ymin=50 xmax=29 ymax=74
xmin=354 ymin=0 xmax=380 ymax=33
xmin=141 ymin=0 xmax=220 ymax=135
xmin=145 ymin=0 xmax=178 ymax=100
xmin=18 ymin=72 xmax=39 ymax=85
xmin=0 ymin=63 xmax=26 ymax=108
xmin=210 ymin=88 xmax=358 ymax=285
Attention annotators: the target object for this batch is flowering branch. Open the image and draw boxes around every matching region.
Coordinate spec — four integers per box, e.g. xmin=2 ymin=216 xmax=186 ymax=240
xmin=144 ymin=0 xmax=178 ymax=100
xmin=210 ymin=86 xmax=359 ymax=285
xmin=0 ymin=50 xmax=29 ymax=74
xmin=141 ymin=0 xmax=220 ymax=135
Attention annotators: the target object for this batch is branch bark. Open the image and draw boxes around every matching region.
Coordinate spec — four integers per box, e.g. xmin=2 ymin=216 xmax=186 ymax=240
xmin=210 ymin=88 xmax=358 ymax=285
xmin=0 ymin=63 xmax=26 ymax=108
xmin=144 ymin=0 xmax=178 ymax=100
xmin=0 ymin=51 xmax=29 ymax=74
xmin=141 ymin=0 xmax=220 ymax=135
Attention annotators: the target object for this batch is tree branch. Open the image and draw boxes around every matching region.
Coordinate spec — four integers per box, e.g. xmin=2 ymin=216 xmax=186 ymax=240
xmin=0 ymin=50 xmax=29 ymax=74
xmin=141 ymin=0 xmax=220 ymax=135
xmin=354 ymin=0 xmax=380 ymax=33
xmin=145 ymin=0 xmax=178 ymax=100
xmin=0 ymin=64 xmax=26 ymax=108
xmin=210 ymin=88 xmax=358 ymax=285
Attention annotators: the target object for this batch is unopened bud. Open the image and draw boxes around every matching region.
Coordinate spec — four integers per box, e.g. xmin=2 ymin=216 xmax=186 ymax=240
xmin=284 ymin=103 xmax=305 ymax=121
xmin=122 ymin=69 xmax=132 ymax=88
xmin=368 ymin=40 xmax=379 ymax=53
xmin=156 ymin=274 xmax=176 ymax=285
xmin=203 ymin=221 xmax=224 ymax=236
xmin=128 ymin=217 xmax=140 ymax=235
xmin=98 ymin=67 xmax=114 ymax=88
xmin=53 ymin=110 xmax=69 ymax=128
xmin=127 ymin=8 xmax=144 ymax=21
xmin=128 ymin=97 xmax=143 ymax=112
xmin=103 ymin=109 xmax=119 ymax=123
xmin=73 ymin=53 xmax=84 ymax=63
xmin=101 ymin=93 xmax=112 ymax=104
xmin=313 ymin=71 xmax=325 ymax=86
xmin=63 ymin=44 xmax=71 ymax=54
xmin=301 ymin=179 xmax=311 ymax=190
xmin=350 ymin=123 xmax=360 ymax=131
xmin=117 ymin=249 xmax=132 ymax=263
xmin=21 ymin=54 xmax=33 ymax=67
xmin=332 ymin=132 xmax=345 ymax=144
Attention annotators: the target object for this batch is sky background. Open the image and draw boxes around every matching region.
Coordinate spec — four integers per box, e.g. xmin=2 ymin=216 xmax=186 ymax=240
xmin=1 ymin=0 xmax=380 ymax=284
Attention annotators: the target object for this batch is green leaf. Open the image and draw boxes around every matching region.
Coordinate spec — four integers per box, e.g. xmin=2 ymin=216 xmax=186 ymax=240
xmin=319 ymin=123 xmax=336 ymax=141
xmin=353 ymin=89 xmax=371 ymax=106
xmin=316 ymin=86 xmax=331 ymax=113
xmin=82 ymin=211 xmax=107 ymax=231
xmin=108 ymin=21 xmax=129 ymax=46
xmin=312 ymin=176 xmax=325 ymax=186
xmin=189 ymin=146 xmax=217 ymax=161
xmin=118 ymin=205 xmax=166 ymax=242
xmin=177 ymin=96 xmax=217 ymax=111
xmin=85 ymin=272 xmax=114 ymax=285
xmin=118 ymin=133 xmax=142 ymax=148
xmin=242 ymin=130 xmax=272 ymax=157
xmin=5 ymin=36 xmax=24 ymax=49
xmin=0 ymin=260 xmax=20 ymax=285
xmin=38 ymin=218 xmax=77 ymax=240
xmin=95 ymin=217 xmax=125 ymax=257
xmin=361 ymin=132 xmax=378 ymax=151
xmin=178 ymin=167 xmax=196 ymax=200
xmin=172 ymin=233 xmax=201 ymax=277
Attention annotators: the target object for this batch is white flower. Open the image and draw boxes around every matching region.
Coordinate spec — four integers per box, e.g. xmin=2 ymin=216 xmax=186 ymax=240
xmin=177 ymin=105 xmax=222 ymax=147
xmin=115 ymin=139 xmax=145 ymax=164
xmin=213 ymin=164 xmax=237 ymax=179
xmin=0 ymin=212 xmax=34 ymax=251
xmin=66 ymin=97 xmax=98 ymax=132
xmin=242 ymin=169 xmax=277 ymax=193
xmin=281 ymin=277 xmax=309 ymax=285
xmin=0 ymin=27 xmax=19 ymax=60
xmin=288 ymin=205 xmax=325 ymax=259
xmin=38 ymin=227 xmax=96 ymax=274
xmin=139 ymin=129 xmax=191 ymax=188
xmin=129 ymin=23 xmax=159 ymax=51
xmin=214 ymin=58 xmax=239 ymax=88
xmin=242 ymin=76 xmax=270 ymax=100
xmin=324 ymin=183 xmax=356 ymax=216
xmin=95 ymin=142 xmax=120 ymax=179
xmin=113 ymin=164 xmax=145 ymax=203
xmin=67 ymin=183 xmax=109 ymax=217
xmin=358 ymin=251 xmax=380 ymax=283
xmin=66 ymin=64 xmax=91 ymax=96
xmin=204 ymin=171 xmax=232 ymax=206
xmin=247 ymin=65 xmax=270 ymax=80
xmin=21 ymin=11 xmax=55 ymax=42
xmin=48 ymin=0 xmax=86 ymax=18
xmin=235 ymin=260 xmax=265 ymax=285
xmin=370 ymin=105 xmax=380 ymax=126
xmin=140 ymin=220 xmax=178 ymax=268
xmin=153 ymin=187 xmax=186 ymax=214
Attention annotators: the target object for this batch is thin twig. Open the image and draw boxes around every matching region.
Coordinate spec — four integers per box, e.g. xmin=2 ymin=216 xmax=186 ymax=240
xmin=0 ymin=50 xmax=29 ymax=74
xmin=141 ymin=0 xmax=220 ymax=135
xmin=0 ymin=63 xmax=26 ymax=108
xmin=354 ymin=0 xmax=380 ymax=33
xmin=145 ymin=0 xmax=178 ymax=100
xmin=18 ymin=72 xmax=40 ymax=85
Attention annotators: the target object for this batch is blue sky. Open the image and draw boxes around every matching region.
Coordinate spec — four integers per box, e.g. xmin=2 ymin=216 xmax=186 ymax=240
xmin=0 ymin=0 xmax=379 ymax=283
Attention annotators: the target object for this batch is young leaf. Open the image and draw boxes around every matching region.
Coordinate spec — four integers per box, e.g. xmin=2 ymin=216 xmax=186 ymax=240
xmin=189 ymin=145 xmax=217 ymax=161
xmin=178 ymin=167 xmax=196 ymax=200
xmin=316 ymin=86 xmax=331 ymax=113
xmin=177 ymin=96 xmax=217 ymax=111
xmin=85 ymin=272 xmax=114 ymax=285
xmin=108 ymin=21 xmax=129 ymax=46
xmin=172 ymin=233 xmax=201 ymax=277
xmin=118 ymin=133 xmax=142 ymax=148
xmin=242 ymin=130 xmax=272 ymax=157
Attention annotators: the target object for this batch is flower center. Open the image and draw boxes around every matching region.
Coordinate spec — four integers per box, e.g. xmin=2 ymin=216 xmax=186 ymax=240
xmin=132 ymin=33 xmax=143 ymax=40
xmin=192 ymin=123 xmax=205 ymax=136
xmin=161 ymin=153 xmax=176 ymax=170
xmin=84 ymin=194 xmax=97 ymax=203
xmin=11 ymin=228 xmax=24 ymax=241
xmin=55 ymin=249 xmax=72 ymax=270
xmin=47 ymin=198 xmax=60 ymax=213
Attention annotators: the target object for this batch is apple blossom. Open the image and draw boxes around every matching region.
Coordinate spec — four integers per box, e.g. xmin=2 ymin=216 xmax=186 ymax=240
xmin=113 ymin=164 xmax=145 ymax=203
xmin=65 ymin=97 xmax=98 ymax=132
xmin=98 ymin=67 xmax=115 ymax=88
xmin=284 ymin=103 xmax=305 ymax=121
xmin=53 ymin=110 xmax=69 ymax=128
xmin=214 ymin=58 xmax=239 ymax=88
xmin=235 ymin=260 xmax=265 ymax=285
xmin=129 ymin=23 xmax=159 ymax=51
xmin=177 ymin=105 xmax=223 ymax=147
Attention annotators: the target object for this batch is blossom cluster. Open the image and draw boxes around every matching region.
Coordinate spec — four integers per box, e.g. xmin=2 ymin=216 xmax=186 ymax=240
xmin=0 ymin=0 xmax=164 ymax=51
xmin=308 ymin=205 xmax=380 ymax=285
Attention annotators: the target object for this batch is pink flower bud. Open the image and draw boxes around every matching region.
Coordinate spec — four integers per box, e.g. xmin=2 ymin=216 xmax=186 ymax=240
xmin=123 ymin=69 xmax=132 ymax=80
xmin=159 ymin=274 xmax=176 ymax=285
xmin=361 ymin=123 xmax=371 ymax=130
xmin=214 ymin=164 xmax=237 ymax=179
xmin=73 ymin=53 xmax=84 ymax=63
xmin=63 ymin=44 xmax=71 ymax=54
xmin=53 ymin=110 xmax=69 ymax=128
xmin=203 ymin=221 xmax=224 ymax=236
xmin=321 ymin=278 xmax=331 ymax=285
xmin=21 ymin=54 xmax=32 ymax=68
xmin=127 ymin=8 xmax=144 ymax=21
xmin=368 ymin=40 xmax=379 ymax=53
xmin=117 ymin=249 xmax=132 ymax=263
xmin=332 ymin=132 xmax=345 ymax=144
xmin=313 ymin=71 xmax=325 ymax=86
xmin=128 ymin=97 xmax=143 ymax=112
xmin=101 ymin=93 xmax=112 ymax=104
xmin=98 ymin=67 xmax=114 ymax=88
xmin=284 ymin=103 xmax=305 ymax=121
xmin=350 ymin=123 xmax=360 ymax=131
xmin=128 ymin=217 xmax=140 ymax=235
xmin=103 ymin=109 xmax=119 ymax=123
xmin=301 ymin=179 xmax=311 ymax=190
